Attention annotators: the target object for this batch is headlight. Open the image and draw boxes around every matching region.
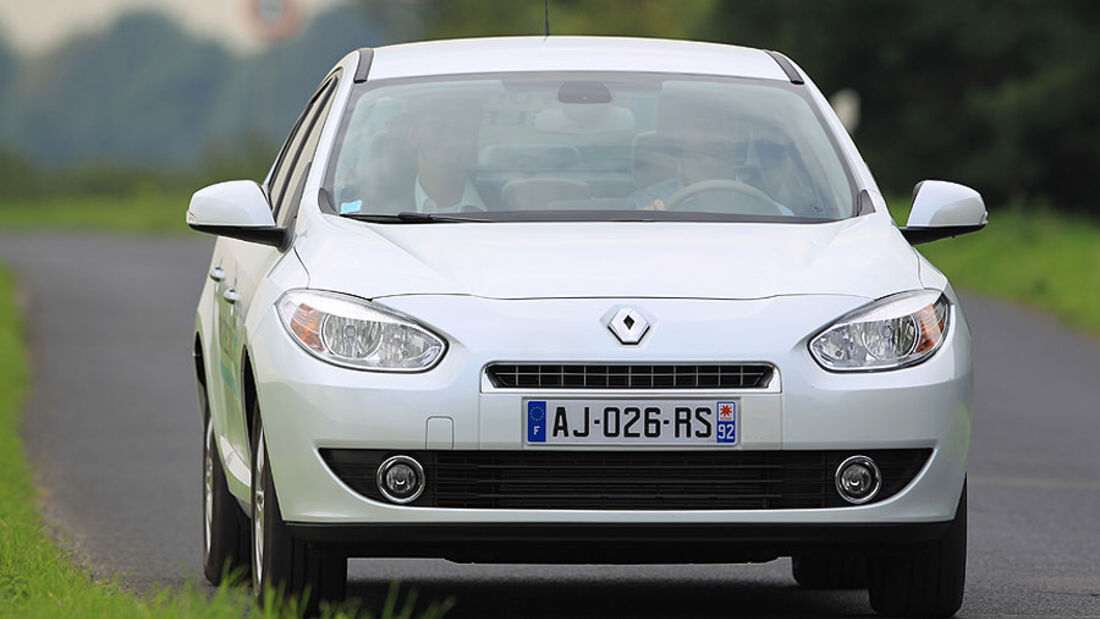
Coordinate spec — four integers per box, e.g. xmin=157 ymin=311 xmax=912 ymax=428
xmin=809 ymin=290 xmax=950 ymax=372
xmin=276 ymin=290 xmax=445 ymax=371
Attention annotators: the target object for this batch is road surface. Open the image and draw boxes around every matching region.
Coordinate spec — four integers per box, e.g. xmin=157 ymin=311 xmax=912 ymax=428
xmin=1 ymin=233 xmax=1098 ymax=617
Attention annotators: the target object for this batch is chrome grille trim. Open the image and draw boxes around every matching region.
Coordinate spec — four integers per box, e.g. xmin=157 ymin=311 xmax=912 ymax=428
xmin=483 ymin=363 xmax=777 ymax=391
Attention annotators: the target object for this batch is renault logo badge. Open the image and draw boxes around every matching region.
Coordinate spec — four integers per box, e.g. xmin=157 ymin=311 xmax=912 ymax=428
xmin=606 ymin=308 xmax=650 ymax=345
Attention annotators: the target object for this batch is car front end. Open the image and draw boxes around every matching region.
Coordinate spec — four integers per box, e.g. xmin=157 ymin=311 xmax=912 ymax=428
xmin=249 ymin=224 xmax=971 ymax=564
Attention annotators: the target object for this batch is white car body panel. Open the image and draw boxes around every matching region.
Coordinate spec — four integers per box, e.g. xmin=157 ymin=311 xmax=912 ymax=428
xmin=296 ymin=216 xmax=921 ymax=301
xmin=191 ymin=37 xmax=973 ymax=547
xmin=368 ymin=37 xmax=789 ymax=82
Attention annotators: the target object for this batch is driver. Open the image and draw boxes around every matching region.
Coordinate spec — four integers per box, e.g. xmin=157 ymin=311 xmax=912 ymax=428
xmin=630 ymin=129 xmax=751 ymax=211
xmin=629 ymin=98 xmax=792 ymax=215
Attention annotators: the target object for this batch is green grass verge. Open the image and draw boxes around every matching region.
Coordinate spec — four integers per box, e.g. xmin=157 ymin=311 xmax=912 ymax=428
xmin=0 ymin=193 xmax=189 ymax=235
xmin=889 ymin=201 xmax=1100 ymax=336
xmin=0 ymin=267 xmax=451 ymax=618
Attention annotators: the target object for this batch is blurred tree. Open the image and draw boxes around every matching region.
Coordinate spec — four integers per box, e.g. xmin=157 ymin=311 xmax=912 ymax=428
xmin=199 ymin=127 xmax=279 ymax=183
xmin=416 ymin=0 xmax=715 ymax=39
xmin=206 ymin=3 xmax=398 ymax=157
xmin=0 ymin=37 xmax=16 ymax=143
xmin=8 ymin=12 xmax=232 ymax=166
xmin=0 ymin=148 xmax=41 ymax=201
xmin=700 ymin=0 xmax=1100 ymax=208
xmin=1 ymin=3 xmax=420 ymax=174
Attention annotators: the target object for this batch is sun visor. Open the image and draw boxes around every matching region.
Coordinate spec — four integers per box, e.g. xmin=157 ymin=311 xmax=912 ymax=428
xmin=398 ymin=80 xmax=506 ymax=119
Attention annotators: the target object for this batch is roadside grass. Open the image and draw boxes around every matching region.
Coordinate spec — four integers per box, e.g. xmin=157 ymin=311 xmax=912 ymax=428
xmin=888 ymin=200 xmax=1100 ymax=336
xmin=0 ymin=267 xmax=451 ymax=617
xmin=0 ymin=193 xmax=188 ymax=235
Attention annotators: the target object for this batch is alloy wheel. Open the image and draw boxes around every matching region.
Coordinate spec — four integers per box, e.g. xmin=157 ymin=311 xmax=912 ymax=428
xmin=203 ymin=419 xmax=214 ymax=559
xmin=252 ymin=428 xmax=266 ymax=590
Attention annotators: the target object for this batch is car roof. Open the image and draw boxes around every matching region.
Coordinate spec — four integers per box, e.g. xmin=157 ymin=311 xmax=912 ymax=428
xmin=365 ymin=36 xmax=791 ymax=83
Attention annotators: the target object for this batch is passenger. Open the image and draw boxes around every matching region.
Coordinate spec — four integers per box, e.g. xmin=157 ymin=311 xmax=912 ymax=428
xmin=405 ymin=95 xmax=488 ymax=213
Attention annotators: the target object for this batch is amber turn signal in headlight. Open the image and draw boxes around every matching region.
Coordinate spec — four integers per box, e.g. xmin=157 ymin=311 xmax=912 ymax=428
xmin=810 ymin=290 xmax=950 ymax=372
xmin=276 ymin=290 xmax=445 ymax=371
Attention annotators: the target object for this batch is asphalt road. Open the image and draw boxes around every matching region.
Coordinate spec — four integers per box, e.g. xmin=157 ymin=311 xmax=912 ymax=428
xmin=1 ymin=233 xmax=1098 ymax=618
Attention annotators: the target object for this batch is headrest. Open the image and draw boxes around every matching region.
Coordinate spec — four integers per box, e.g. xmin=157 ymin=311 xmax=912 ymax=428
xmin=480 ymin=144 xmax=582 ymax=170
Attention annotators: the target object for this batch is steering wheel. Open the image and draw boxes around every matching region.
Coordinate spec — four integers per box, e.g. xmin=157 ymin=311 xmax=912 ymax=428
xmin=664 ymin=179 xmax=781 ymax=215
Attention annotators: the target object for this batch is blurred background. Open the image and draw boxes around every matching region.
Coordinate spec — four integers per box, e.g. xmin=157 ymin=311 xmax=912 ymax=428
xmin=0 ymin=0 xmax=1096 ymax=210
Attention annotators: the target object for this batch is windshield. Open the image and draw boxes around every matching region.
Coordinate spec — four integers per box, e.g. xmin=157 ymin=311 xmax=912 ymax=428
xmin=326 ymin=72 xmax=855 ymax=222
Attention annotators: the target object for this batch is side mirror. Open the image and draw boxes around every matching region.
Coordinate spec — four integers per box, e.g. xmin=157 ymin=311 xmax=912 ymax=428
xmin=186 ymin=180 xmax=286 ymax=247
xmin=900 ymin=180 xmax=988 ymax=245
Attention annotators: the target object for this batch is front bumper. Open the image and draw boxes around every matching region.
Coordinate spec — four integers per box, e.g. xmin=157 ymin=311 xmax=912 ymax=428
xmin=248 ymin=294 xmax=971 ymax=530
xmin=288 ymin=520 xmax=956 ymax=563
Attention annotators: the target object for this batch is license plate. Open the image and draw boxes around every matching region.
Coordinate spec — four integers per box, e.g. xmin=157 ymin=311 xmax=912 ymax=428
xmin=525 ymin=399 xmax=738 ymax=446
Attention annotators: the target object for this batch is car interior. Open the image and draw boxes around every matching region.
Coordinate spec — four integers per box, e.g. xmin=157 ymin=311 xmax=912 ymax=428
xmin=332 ymin=77 xmax=849 ymax=219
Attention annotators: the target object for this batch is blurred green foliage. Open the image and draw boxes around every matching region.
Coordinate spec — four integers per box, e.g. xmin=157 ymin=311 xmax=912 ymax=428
xmin=0 ymin=193 xmax=189 ymax=234
xmin=0 ymin=6 xmax=401 ymax=170
xmin=0 ymin=136 xmax=274 ymax=204
xmin=420 ymin=0 xmax=716 ymax=39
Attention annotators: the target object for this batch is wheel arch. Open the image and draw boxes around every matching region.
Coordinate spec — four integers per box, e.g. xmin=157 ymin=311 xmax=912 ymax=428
xmin=241 ymin=347 xmax=259 ymax=455
xmin=193 ymin=332 xmax=207 ymax=389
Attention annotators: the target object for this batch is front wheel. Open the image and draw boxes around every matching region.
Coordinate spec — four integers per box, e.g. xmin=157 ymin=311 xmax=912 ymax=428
xmin=867 ymin=482 xmax=967 ymax=618
xmin=250 ymin=408 xmax=346 ymax=614
xmin=201 ymin=383 xmax=249 ymax=585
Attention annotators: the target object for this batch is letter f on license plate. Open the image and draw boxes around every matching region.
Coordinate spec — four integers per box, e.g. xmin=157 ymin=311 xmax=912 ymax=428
xmin=527 ymin=400 xmax=548 ymax=443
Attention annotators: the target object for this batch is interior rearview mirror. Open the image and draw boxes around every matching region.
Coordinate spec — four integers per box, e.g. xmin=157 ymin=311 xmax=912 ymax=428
xmin=186 ymin=180 xmax=285 ymax=247
xmin=901 ymin=180 xmax=987 ymax=245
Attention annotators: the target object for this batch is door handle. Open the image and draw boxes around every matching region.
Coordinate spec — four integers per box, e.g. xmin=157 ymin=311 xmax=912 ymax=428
xmin=223 ymin=288 xmax=239 ymax=304
xmin=209 ymin=266 xmax=226 ymax=282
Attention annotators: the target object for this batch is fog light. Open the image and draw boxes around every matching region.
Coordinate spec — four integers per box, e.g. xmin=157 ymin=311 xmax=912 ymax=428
xmin=376 ymin=455 xmax=425 ymax=504
xmin=834 ymin=455 xmax=881 ymax=504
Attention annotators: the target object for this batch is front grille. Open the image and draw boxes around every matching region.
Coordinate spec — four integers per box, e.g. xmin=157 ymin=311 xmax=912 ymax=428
xmin=321 ymin=449 xmax=931 ymax=510
xmin=485 ymin=363 xmax=775 ymax=390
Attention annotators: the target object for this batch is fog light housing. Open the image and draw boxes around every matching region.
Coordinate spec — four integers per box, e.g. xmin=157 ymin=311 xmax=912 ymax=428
xmin=376 ymin=455 xmax=425 ymax=504
xmin=834 ymin=455 xmax=881 ymax=504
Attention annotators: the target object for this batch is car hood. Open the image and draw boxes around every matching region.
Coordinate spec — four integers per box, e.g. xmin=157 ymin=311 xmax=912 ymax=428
xmin=296 ymin=216 xmax=921 ymax=301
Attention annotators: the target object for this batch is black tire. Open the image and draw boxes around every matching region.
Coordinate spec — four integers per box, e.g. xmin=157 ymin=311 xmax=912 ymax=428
xmin=791 ymin=553 xmax=867 ymax=589
xmin=250 ymin=405 xmax=347 ymax=615
xmin=201 ymin=382 xmax=250 ymax=585
xmin=867 ymin=482 xmax=967 ymax=618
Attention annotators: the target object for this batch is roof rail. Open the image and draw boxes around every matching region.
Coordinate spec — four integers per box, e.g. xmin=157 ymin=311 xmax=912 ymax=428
xmin=765 ymin=50 xmax=804 ymax=85
xmin=354 ymin=48 xmax=374 ymax=83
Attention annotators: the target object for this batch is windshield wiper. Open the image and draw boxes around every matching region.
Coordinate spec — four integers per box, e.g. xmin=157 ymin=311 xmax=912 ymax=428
xmin=341 ymin=211 xmax=490 ymax=224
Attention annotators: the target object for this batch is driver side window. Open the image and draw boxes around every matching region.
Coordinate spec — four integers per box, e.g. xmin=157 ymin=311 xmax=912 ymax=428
xmin=266 ymin=77 xmax=335 ymax=215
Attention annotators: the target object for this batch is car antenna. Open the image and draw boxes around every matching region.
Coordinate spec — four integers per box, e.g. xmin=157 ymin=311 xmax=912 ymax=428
xmin=544 ymin=0 xmax=550 ymax=40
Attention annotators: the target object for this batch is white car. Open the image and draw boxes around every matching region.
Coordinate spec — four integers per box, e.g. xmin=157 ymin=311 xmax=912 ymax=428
xmin=189 ymin=37 xmax=984 ymax=618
